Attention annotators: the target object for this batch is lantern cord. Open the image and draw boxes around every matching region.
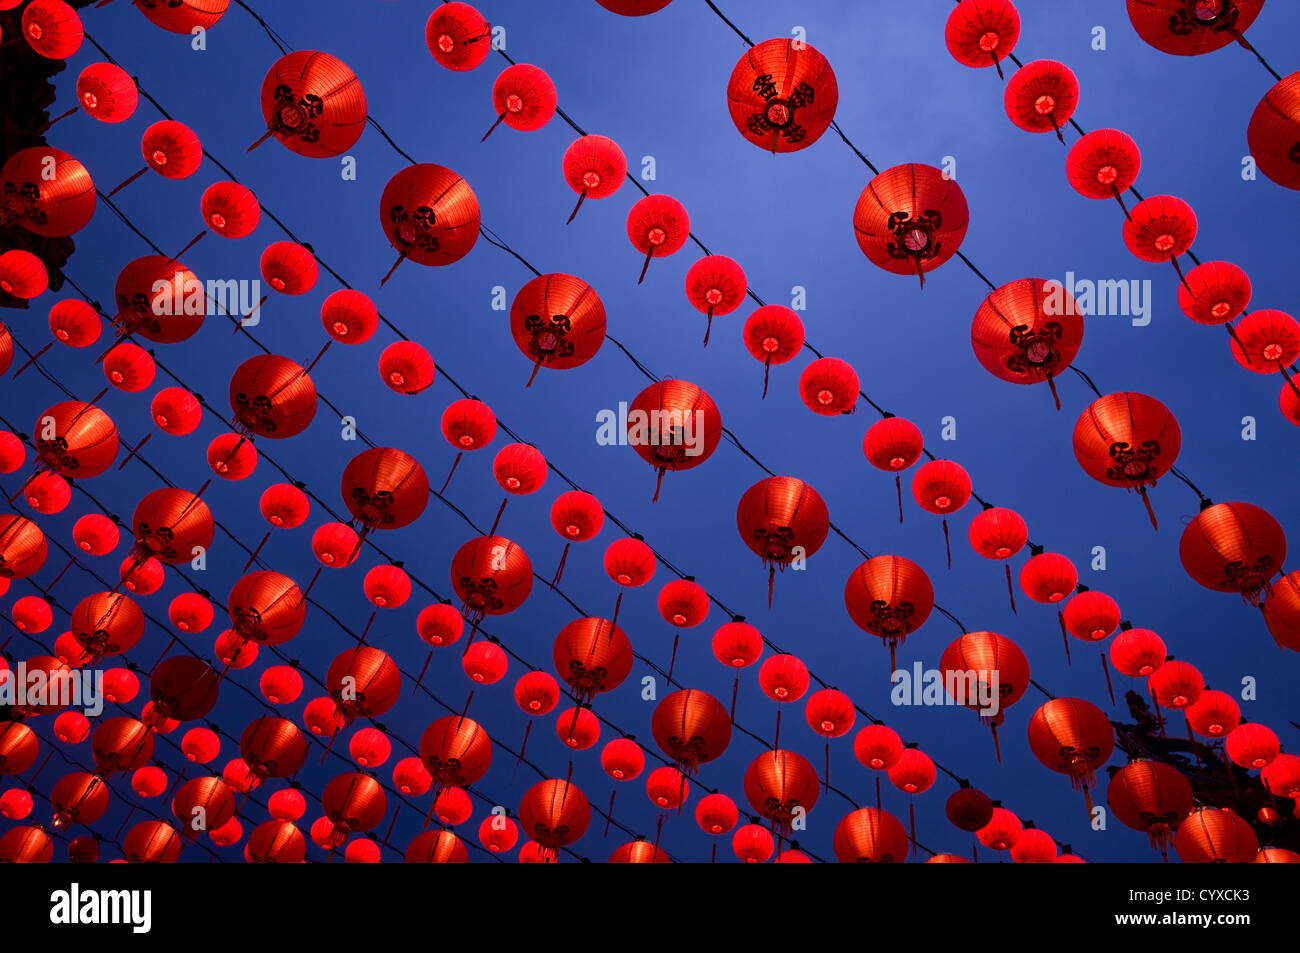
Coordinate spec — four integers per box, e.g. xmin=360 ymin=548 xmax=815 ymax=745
xmin=1168 ymin=467 xmax=1210 ymax=506
xmin=1046 ymin=375 xmax=1060 ymax=411
xmin=1059 ymin=613 xmax=1072 ymax=666
xmin=1067 ymin=365 xmax=1105 ymax=399
xmin=1138 ymin=486 xmax=1159 ymax=530
xmin=565 ymin=190 xmax=587 ymax=225
xmin=439 ymin=453 xmax=462 ymax=494
xmin=942 ymin=518 xmax=951 ymax=569
xmin=551 ymin=543 xmax=570 ymax=588
xmin=828 ymin=120 xmax=881 ymax=175
xmin=703 ymin=0 xmax=755 ymax=47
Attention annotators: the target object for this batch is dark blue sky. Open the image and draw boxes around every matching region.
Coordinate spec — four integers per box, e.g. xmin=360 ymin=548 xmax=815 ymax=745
xmin=3 ymin=0 xmax=1299 ymax=862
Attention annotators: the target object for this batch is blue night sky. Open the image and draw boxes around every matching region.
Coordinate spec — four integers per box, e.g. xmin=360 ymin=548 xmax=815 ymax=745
xmin=3 ymin=0 xmax=1299 ymax=863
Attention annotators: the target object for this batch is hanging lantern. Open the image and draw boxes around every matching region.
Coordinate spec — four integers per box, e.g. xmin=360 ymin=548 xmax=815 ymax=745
xmin=562 ymin=134 xmax=627 ymax=223
xmin=341 ymin=447 xmax=429 ymax=531
xmin=726 ymin=37 xmax=838 ymax=153
xmin=1248 ymin=70 xmax=1300 ymax=191
xmin=712 ymin=618 xmax=763 ymax=668
xmin=833 ymin=807 xmax=909 ymax=863
xmin=1027 ymin=698 xmax=1114 ymax=807
xmin=1178 ymin=260 xmax=1251 ymax=325
xmin=552 ymin=617 xmax=633 ymax=703
xmin=1004 ymin=60 xmax=1079 ymax=141
xmin=229 ymin=354 xmax=317 ymax=439
xmin=1073 ymin=392 xmax=1181 ymax=529
xmin=201 ymin=181 xmax=260 ymax=239
xmin=0 ymin=146 xmax=95 ymax=238
xmin=319 ymin=289 xmax=377 ymax=345
xmin=48 ymin=300 xmax=102 ymax=348
xmin=626 ymin=194 xmax=689 ymax=284
xmin=482 ymin=64 xmax=557 ymax=140
xmin=450 ymin=535 xmax=533 ymax=622
xmin=1186 ymin=690 xmax=1241 ymax=737
xmin=744 ymin=749 xmax=819 ymax=834
xmin=1126 ymin=0 xmax=1264 ymax=57
xmin=255 ymin=51 xmax=366 ymax=158
xmin=970 ymin=278 xmax=1083 ymax=408
xmin=1179 ymin=501 xmax=1286 ymax=604
xmin=968 ymin=506 xmax=1028 ymax=610
xmin=652 ymin=689 xmax=732 ymax=773
xmin=735 ymin=476 xmax=829 ymax=606
xmin=21 ymin=1 xmax=83 ymax=59
xmin=378 ymin=164 xmax=480 ymax=282
xmin=626 ymin=379 xmax=722 ymax=501
xmin=684 ymin=255 xmax=746 ymax=345
xmin=509 ymin=273 xmax=606 ymax=386
xmin=1109 ymin=627 xmax=1166 ymax=677
xmin=1174 ymin=807 xmax=1258 ymax=864
xmin=1225 ymin=722 xmax=1279 ymax=769
xmin=945 ymin=0 xmax=1020 ymax=76
xmin=425 ymin=3 xmax=492 ymax=71
xmin=743 ymin=305 xmax=805 ymax=398
xmin=1229 ymin=309 xmax=1300 ymax=373
xmin=518 ymin=778 xmax=589 ymax=861
xmin=799 ymin=357 xmax=859 ymax=416
xmin=1108 ymin=759 xmax=1194 ymax=856
xmin=939 ymin=631 xmax=1030 ymax=760
xmin=758 ymin=654 xmax=809 ymax=703
xmin=854 ymin=163 xmax=968 ymax=287
xmin=844 ymin=555 xmax=934 ymax=671
xmin=1061 ymin=589 xmax=1121 ymax=642
xmin=1122 ymin=195 xmax=1197 ymax=263
xmin=1066 ymin=128 xmax=1141 ymax=202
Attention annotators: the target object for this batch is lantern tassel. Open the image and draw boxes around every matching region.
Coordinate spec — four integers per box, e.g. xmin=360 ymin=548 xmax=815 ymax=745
xmin=603 ymin=789 xmax=615 ymax=837
xmin=730 ymin=677 xmax=739 ymax=723
xmin=611 ymin=590 xmax=623 ymax=631
xmin=824 ymin=742 xmax=830 ymax=796
xmin=379 ymin=253 xmax=407 ymax=288
xmin=511 ymin=720 xmax=532 ymax=786
xmin=412 ymin=650 xmax=432 ymax=696
xmin=117 ymin=432 xmax=152 ymax=470
xmin=1004 ymin=563 xmax=1017 ymax=614
xmin=666 ymin=632 xmax=680 ymax=685
xmin=107 ymin=167 xmax=148 ymax=197
xmin=525 ymin=360 xmax=542 ymax=388
xmin=991 ymin=722 xmax=1002 ymax=763
xmin=440 ymin=452 xmax=463 ymax=494
xmin=703 ymin=308 xmax=713 ymax=347
xmin=914 ymin=254 xmax=927 ymax=290
xmin=773 ymin=707 xmax=782 ymax=750
xmin=767 ymin=565 xmax=775 ymax=609
xmin=1059 ymin=610 xmax=1072 ymax=665
xmin=762 ymin=357 xmax=772 ymax=400
xmin=652 ymin=467 xmax=665 ymax=503
xmin=246 ymin=128 xmax=278 ymax=152
xmin=895 ymin=474 xmax=903 ymax=523
xmin=637 ymin=248 xmax=654 ymax=285
xmin=875 ymin=775 xmax=882 ymax=815
xmin=490 ymin=497 xmax=507 ymax=536
xmin=565 ymin=189 xmax=587 ymax=225
xmin=909 ymin=801 xmax=918 ymax=849
xmin=1138 ymin=486 xmax=1158 ymax=530
xmin=942 ymin=518 xmax=951 ymax=568
xmin=991 ymin=50 xmax=1004 ymax=79
xmin=1111 ymin=184 xmax=1131 ymax=219
xmin=480 ymin=112 xmax=507 ymax=142
xmin=1049 ymin=114 xmax=1064 ymax=144
xmin=1101 ymin=652 xmax=1115 ymax=705
xmin=11 ymin=342 xmax=53 ymax=379
xmin=169 ymin=230 xmax=207 ymax=263
xmin=551 ymin=543 xmax=570 ymax=588
xmin=889 ymin=640 xmax=898 ymax=679
xmin=43 ymin=555 xmax=77 ymax=592
xmin=243 ymin=531 xmax=270 ymax=572
xmin=1047 ymin=374 xmax=1060 ymax=411
xmin=45 ymin=106 xmax=80 ymax=128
